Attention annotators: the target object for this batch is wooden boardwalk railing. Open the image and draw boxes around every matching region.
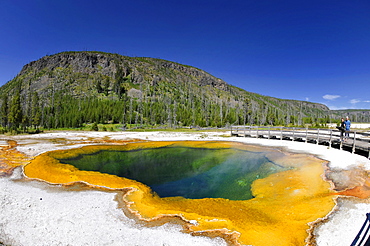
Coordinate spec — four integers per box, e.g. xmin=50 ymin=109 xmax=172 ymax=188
xmin=351 ymin=213 xmax=370 ymax=246
xmin=231 ymin=126 xmax=370 ymax=159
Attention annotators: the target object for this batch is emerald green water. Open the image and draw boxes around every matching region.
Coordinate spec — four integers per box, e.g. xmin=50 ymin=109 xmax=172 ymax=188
xmin=58 ymin=146 xmax=287 ymax=200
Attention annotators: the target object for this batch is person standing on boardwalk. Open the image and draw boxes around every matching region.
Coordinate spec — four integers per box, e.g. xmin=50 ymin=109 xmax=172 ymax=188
xmin=338 ymin=118 xmax=346 ymax=141
xmin=344 ymin=116 xmax=351 ymax=140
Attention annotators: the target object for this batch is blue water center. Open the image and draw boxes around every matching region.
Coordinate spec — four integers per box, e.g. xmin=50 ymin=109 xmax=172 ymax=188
xmin=58 ymin=145 xmax=287 ymax=200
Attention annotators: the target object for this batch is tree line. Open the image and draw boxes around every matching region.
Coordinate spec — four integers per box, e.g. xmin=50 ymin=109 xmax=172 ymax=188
xmin=2 ymin=51 xmax=368 ymax=134
xmin=0 ymin=80 xmax=334 ymax=134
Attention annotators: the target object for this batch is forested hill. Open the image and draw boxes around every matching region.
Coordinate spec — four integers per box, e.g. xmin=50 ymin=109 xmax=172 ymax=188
xmin=0 ymin=51 xmax=335 ymax=130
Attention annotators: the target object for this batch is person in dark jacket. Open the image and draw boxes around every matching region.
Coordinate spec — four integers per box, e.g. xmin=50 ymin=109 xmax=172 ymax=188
xmin=337 ymin=118 xmax=346 ymax=141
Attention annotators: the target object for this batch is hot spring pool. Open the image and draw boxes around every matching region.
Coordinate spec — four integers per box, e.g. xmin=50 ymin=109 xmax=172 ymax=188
xmin=24 ymin=140 xmax=335 ymax=245
xmin=58 ymin=145 xmax=289 ymax=200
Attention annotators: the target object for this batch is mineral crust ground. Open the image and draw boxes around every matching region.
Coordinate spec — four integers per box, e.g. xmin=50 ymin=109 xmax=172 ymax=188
xmin=1 ymin=131 xmax=370 ymax=246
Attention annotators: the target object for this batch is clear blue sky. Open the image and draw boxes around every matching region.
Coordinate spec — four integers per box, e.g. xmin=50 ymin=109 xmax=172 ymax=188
xmin=1 ymin=0 xmax=370 ymax=110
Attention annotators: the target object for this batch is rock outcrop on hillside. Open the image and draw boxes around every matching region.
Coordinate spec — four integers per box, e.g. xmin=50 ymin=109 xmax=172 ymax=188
xmin=17 ymin=52 xmax=228 ymax=91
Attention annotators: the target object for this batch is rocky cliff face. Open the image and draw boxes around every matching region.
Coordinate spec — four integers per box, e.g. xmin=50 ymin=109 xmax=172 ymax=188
xmin=19 ymin=52 xmax=118 ymax=78
xmin=16 ymin=51 xmax=228 ymax=92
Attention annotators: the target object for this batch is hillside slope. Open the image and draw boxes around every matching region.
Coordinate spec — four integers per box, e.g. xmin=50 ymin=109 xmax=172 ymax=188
xmin=0 ymin=51 xmax=334 ymax=129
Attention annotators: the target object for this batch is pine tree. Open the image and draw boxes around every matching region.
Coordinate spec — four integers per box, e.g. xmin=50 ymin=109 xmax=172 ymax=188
xmin=31 ymin=92 xmax=41 ymax=129
xmin=8 ymin=90 xmax=23 ymax=131
xmin=0 ymin=95 xmax=8 ymax=129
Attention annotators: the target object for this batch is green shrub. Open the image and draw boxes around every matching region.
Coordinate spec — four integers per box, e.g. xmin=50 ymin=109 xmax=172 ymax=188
xmin=91 ymin=122 xmax=99 ymax=131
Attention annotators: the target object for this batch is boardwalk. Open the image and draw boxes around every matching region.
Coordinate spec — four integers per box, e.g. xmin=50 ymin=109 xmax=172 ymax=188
xmin=231 ymin=126 xmax=370 ymax=159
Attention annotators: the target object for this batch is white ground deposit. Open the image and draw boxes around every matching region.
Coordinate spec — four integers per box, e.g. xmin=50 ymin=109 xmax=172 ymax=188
xmin=1 ymin=131 xmax=370 ymax=246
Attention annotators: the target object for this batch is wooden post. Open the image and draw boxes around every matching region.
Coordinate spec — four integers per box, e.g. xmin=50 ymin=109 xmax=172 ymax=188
xmin=268 ymin=126 xmax=271 ymax=139
xmin=292 ymin=127 xmax=295 ymax=141
xmin=244 ymin=126 xmax=246 ymax=137
xmin=329 ymin=129 xmax=332 ymax=148
xmin=280 ymin=127 xmax=283 ymax=140
xmin=352 ymin=131 xmax=356 ymax=154
xmin=230 ymin=125 xmax=233 ymax=136
xmin=256 ymin=126 xmax=259 ymax=138
xmin=305 ymin=127 xmax=308 ymax=143
xmin=316 ymin=128 xmax=320 ymax=144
